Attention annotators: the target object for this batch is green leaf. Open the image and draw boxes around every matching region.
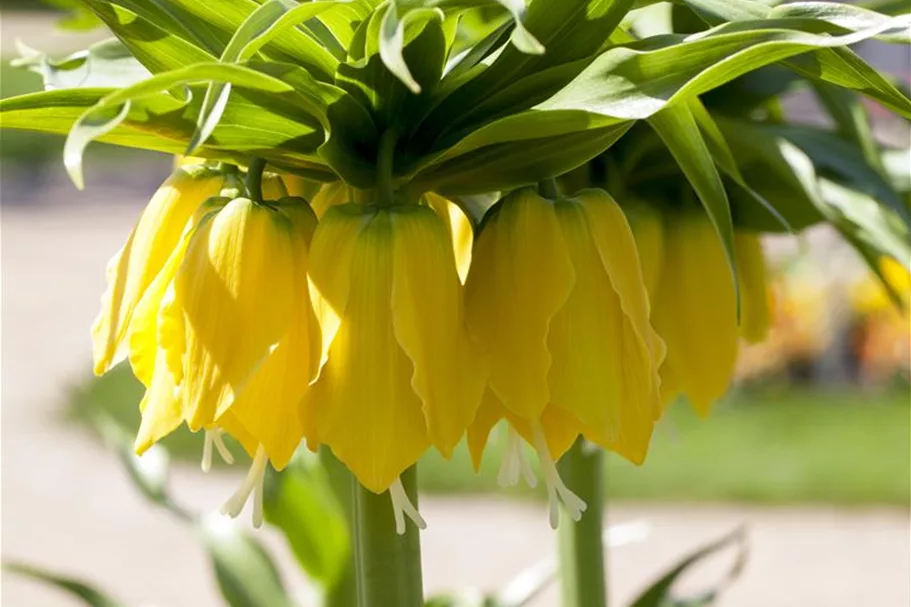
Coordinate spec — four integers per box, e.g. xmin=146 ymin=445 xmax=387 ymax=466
xmin=491 ymin=0 xmax=545 ymax=55
xmin=648 ymin=101 xmax=740 ymax=313
xmin=263 ymin=450 xmax=350 ymax=587
xmin=197 ymin=516 xmax=295 ymax=607
xmin=882 ymin=147 xmax=911 ymax=193
xmin=138 ymin=0 xmax=340 ymax=80
xmin=769 ymin=124 xmax=910 ymax=228
xmin=419 ymin=0 xmax=636 ymax=141
xmin=769 ymin=1 xmax=911 ymax=44
xmin=783 ymin=45 xmax=910 ymax=118
xmin=413 ymin=117 xmax=633 ymax=195
xmin=673 ymin=0 xmax=771 ymax=22
xmin=61 ymin=61 xmax=334 ymax=187
xmin=338 ymin=6 xmax=449 ymax=135
xmin=716 ymin=117 xmax=826 ymax=232
xmin=190 ymin=0 xmax=352 ymax=153
xmin=12 ymin=38 xmax=149 ymax=90
xmin=818 ymin=178 xmax=911 ymax=268
xmin=629 ymin=526 xmax=747 ymax=607
xmin=379 ymin=4 xmax=445 ymax=94
xmin=3 ymin=563 xmax=126 ymax=607
xmin=81 ymin=0 xmax=218 ymax=73
xmin=0 ymin=87 xmax=323 ymax=173
xmin=689 ymin=99 xmax=792 ymax=230
xmin=539 ymin=15 xmax=911 ymax=120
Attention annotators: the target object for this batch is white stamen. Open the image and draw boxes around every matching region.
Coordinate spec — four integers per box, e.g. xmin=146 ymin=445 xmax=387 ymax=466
xmin=220 ymin=444 xmax=268 ymax=524
xmin=531 ymin=423 xmax=587 ymax=529
xmin=201 ymin=431 xmax=214 ymax=473
xmin=202 ymin=429 xmax=234 ymax=472
xmin=389 ymin=478 xmax=426 ymax=535
xmin=211 ymin=429 xmax=234 ymax=464
xmin=497 ymin=427 xmax=538 ymax=488
xmin=252 ymin=463 xmax=265 ymax=529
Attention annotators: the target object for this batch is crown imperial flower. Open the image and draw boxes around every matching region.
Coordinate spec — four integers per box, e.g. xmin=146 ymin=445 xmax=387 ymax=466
xmin=464 ymin=187 xmax=665 ymax=526
xmin=305 ymin=202 xmax=486 ymax=532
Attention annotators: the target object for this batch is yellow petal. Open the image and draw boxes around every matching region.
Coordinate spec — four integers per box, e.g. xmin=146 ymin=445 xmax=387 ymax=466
xmin=308 ymin=205 xmax=429 ymax=493
xmin=629 ymin=204 xmax=664 ymax=299
xmin=465 ymin=188 xmax=575 ymax=421
xmin=306 ymin=204 xmax=374 ymax=374
xmin=507 ymin=405 xmax=581 ymax=462
xmin=92 ymin=168 xmax=222 ymax=375
xmin=227 ymin=200 xmax=321 ymax=470
xmin=134 ymin=346 xmax=183 ymax=454
xmin=546 ymin=193 xmax=660 ymax=464
xmin=736 ymin=232 xmax=771 ymax=343
xmin=389 ymin=204 xmax=486 ymax=457
xmin=424 ymin=193 xmax=474 ymax=284
xmin=310 ymin=181 xmax=351 ymax=219
xmin=128 ymin=200 xmax=226 ymax=387
xmin=177 ymin=198 xmax=302 ymax=430
xmin=652 ymin=213 xmax=738 ymax=415
xmin=466 ymin=388 xmax=508 ymax=472
xmin=261 ymin=173 xmax=289 ymax=200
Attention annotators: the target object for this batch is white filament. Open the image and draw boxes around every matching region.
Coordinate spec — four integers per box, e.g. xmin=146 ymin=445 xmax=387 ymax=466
xmin=201 ymin=430 xmax=214 ymax=473
xmin=201 ymin=428 xmax=235 ymax=472
xmin=211 ymin=429 xmax=234 ymax=465
xmin=220 ymin=444 xmax=268 ymax=527
xmin=498 ymin=426 xmax=537 ymax=488
xmin=389 ymin=478 xmax=427 ymax=535
xmin=531 ymin=423 xmax=587 ymax=529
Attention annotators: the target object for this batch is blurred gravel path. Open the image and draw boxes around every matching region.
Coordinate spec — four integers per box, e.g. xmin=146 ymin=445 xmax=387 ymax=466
xmin=2 ymin=178 xmax=909 ymax=607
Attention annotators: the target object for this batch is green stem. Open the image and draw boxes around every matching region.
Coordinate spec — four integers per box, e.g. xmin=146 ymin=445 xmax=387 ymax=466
xmin=538 ymin=178 xmax=559 ymax=199
xmin=557 ymin=439 xmax=607 ymax=607
xmin=354 ymin=466 xmax=424 ymax=607
xmin=319 ymin=448 xmax=359 ymax=607
xmin=246 ymin=157 xmax=267 ymax=204
xmin=376 ymin=129 xmax=398 ymax=207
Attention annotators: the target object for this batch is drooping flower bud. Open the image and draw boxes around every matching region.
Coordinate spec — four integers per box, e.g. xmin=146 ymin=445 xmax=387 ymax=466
xmin=92 ymin=165 xmax=224 ymax=376
xmin=305 ymin=203 xmax=486 ymax=520
xmin=464 ymin=187 xmax=665 ymax=526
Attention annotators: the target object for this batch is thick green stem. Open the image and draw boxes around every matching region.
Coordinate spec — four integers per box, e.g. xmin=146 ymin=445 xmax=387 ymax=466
xmin=355 ymin=466 xmax=424 ymax=607
xmin=557 ymin=439 xmax=607 ymax=607
xmin=246 ymin=157 xmax=267 ymax=204
xmin=319 ymin=448 xmax=359 ymax=607
xmin=538 ymin=178 xmax=559 ymax=199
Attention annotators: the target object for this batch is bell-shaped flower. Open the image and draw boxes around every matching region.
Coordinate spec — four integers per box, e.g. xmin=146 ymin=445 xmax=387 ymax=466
xmin=464 ymin=187 xmax=664 ymax=526
xmin=637 ymin=212 xmax=771 ymax=415
xmin=305 ymin=202 xmax=486 ymax=532
xmin=92 ymin=165 xmax=225 ymax=375
xmin=129 ymin=195 xmax=321 ymax=526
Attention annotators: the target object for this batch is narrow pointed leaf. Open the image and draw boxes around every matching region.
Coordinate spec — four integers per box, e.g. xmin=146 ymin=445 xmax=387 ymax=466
xmin=648 ymin=102 xmax=740 ymax=314
xmin=3 ymin=563 xmax=126 ymax=607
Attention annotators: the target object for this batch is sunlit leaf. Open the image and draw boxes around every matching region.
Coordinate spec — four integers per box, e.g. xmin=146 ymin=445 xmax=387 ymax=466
xmin=263 ymin=450 xmax=350 ymax=587
xmin=12 ymin=38 xmax=149 ymax=91
xmin=197 ymin=515 xmax=295 ymax=607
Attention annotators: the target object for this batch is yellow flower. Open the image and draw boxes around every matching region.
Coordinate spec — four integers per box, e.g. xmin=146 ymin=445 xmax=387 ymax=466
xmin=310 ymin=181 xmax=351 ymax=218
xmin=464 ymin=187 xmax=664 ymax=526
xmin=97 ymin=167 xmax=322 ymax=526
xmin=92 ymin=165 xmax=225 ymax=376
xmin=637 ymin=212 xmax=771 ymax=415
xmin=170 ymin=197 xmax=321 ymax=464
xmin=424 ymin=192 xmax=474 ymax=284
xmin=852 ymin=255 xmax=911 ymax=313
xmin=305 ymin=202 xmax=485 ymax=530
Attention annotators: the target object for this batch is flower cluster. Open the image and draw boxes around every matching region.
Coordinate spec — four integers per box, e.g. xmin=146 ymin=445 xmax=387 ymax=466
xmin=93 ymin=164 xmax=773 ymax=531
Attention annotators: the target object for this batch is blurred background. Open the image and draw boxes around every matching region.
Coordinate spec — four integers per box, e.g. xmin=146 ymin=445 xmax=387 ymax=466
xmin=1 ymin=2 xmax=909 ymax=607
